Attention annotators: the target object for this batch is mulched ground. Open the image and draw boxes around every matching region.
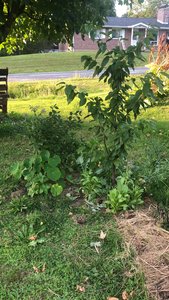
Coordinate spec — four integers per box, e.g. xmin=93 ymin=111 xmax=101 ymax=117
xmin=116 ymin=200 xmax=169 ymax=300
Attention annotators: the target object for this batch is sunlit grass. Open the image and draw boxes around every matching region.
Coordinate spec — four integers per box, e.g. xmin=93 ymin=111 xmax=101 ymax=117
xmin=8 ymin=79 xmax=169 ymax=129
xmin=8 ymin=79 xmax=110 ymax=117
xmin=0 ymin=51 xmax=149 ymax=74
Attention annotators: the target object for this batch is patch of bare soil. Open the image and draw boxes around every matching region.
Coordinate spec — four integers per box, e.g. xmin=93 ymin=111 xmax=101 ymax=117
xmin=116 ymin=201 xmax=169 ymax=300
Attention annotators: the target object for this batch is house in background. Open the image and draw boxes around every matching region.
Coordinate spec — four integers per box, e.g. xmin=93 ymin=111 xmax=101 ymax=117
xmin=60 ymin=4 xmax=169 ymax=51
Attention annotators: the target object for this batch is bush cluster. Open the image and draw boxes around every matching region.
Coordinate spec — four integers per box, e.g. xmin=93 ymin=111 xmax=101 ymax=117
xmin=28 ymin=105 xmax=81 ymax=167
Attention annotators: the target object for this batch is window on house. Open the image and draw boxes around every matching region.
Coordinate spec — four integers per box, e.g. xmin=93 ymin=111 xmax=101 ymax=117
xmin=94 ymin=29 xmax=106 ymax=40
xmin=148 ymin=30 xmax=158 ymax=46
xmin=110 ymin=29 xmax=125 ymax=39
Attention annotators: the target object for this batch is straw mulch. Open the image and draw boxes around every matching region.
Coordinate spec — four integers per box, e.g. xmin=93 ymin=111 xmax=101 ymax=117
xmin=116 ymin=201 xmax=169 ymax=300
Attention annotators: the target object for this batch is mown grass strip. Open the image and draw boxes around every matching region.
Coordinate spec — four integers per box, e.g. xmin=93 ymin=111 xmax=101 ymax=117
xmin=0 ymin=51 xmax=149 ymax=74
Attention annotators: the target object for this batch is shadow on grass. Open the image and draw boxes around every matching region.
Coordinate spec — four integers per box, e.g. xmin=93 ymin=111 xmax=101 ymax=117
xmin=0 ymin=112 xmax=31 ymax=138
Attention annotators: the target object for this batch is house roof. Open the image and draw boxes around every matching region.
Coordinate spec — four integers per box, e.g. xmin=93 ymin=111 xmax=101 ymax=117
xmin=104 ymin=17 xmax=169 ymax=29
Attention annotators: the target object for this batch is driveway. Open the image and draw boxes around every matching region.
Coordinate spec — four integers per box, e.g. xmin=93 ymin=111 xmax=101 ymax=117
xmin=8 ymin=67 xmax=149 ymax=82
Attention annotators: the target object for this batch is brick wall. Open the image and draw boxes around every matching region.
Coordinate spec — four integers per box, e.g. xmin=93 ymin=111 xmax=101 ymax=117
xmin=59 ymin=43 xmax=68 ymax=51
xmin=74 ymin=34 xmax=98 ymax=51
xmin=124 ymin=29 xmax=131 ymax=48
xmin=74 ymin=29 xmax=132 ymax=51
xmin=157 ymin=6 xmax=169 ymax=23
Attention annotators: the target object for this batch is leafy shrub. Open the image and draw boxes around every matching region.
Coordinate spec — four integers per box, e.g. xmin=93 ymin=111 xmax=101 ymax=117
xmin=106 ymin=173 xmax=143 ymax=213
xmin=130 ymin=132 xmax=169 ymax=204
xmin=28 ymin=105 xmax=81 ymax=167
xmin=80 ymin=169 xmax=107 ymax=203
xmin=77 ymin=139 xmax=110 ymax=176
xmin=10 ymin=150 xmax=63 ymax=197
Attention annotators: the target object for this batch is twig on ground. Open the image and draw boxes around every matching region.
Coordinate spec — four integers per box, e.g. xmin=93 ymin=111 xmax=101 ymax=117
xmin=139 ymin=258 xmax=167 ymax=276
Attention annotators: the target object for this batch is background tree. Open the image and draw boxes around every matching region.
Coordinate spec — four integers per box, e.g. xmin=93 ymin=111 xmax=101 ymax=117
xmin=0 ymin=0 xmax=144 ymax=53
xmin=126 ymin=0 xmax=169 ymax=18
xmin=0 ymin=0 xmax=115 ymax=45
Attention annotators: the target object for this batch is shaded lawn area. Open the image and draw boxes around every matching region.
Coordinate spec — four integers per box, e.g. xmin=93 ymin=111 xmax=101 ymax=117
xmin=0 ymin=51 xmax=149 ymax=74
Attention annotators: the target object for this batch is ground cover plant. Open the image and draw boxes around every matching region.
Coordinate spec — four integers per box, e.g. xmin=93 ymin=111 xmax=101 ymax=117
xmin=0 ymin=51 xmax=149 ymax=74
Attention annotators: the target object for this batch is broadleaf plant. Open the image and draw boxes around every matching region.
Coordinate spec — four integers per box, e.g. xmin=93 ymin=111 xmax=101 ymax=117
xmin=10 ymin=150 xmax=63 ymax=198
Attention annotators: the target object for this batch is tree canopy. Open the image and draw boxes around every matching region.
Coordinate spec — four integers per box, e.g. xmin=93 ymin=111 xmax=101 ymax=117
xmin=0 ymin=0 xmax=145 ymax=52
xmin=0 ymin=0 xmax=115 ymax=48
xmin=126 ymin=0 xmax=169 ymax=18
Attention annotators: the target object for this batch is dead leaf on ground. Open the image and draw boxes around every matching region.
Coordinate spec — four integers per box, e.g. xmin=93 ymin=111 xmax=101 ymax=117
xmin=33 ymin=263 xmax=46 ymax=273
xmin=122 ymin=290 xmax=129 ymax=300
xmin=29 ymin=235 xmax=37 ymax=241
xmin=107 ymin=297 xmax=119 ymax=300
xmin=99 ymin=230 xmax=107 ymax=240
xmin=76 ymin=285 xmax=85 ymax=292
xmin=33 ymin=266 xmax=39 ymax=273
xmin=42 ymin=263 xmax=46 ymax=272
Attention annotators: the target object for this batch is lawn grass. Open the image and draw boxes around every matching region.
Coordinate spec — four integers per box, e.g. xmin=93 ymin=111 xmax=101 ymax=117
xmin=7 ymin=79 xmax=169 ymax=126
xmin=8 ymin=79 xmax=109 ymax=116
xmin=0 ymin=51 xmax=149 ymax=74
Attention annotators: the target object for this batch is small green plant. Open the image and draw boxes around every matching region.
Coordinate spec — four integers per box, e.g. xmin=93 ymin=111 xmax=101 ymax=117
xmin=106 ymin=173 xmax=143 ymax=213
xmin=80 ymin=169 xmax=107 ymax=203
xmin=10 ymin=150 xmax=63 ymax=198
xmin=14 ymin=211 xmax=46 ymax=246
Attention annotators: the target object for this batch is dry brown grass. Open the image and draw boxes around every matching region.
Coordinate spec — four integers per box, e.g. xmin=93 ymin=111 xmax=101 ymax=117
xmin=116 ymin=200 xmax=169 ymax=300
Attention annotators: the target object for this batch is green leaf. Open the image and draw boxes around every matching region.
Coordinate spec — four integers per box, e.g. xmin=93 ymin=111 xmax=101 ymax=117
xmin=81 ymin=55 xmax=90 ymax=62
xmin=101 ymin=56 xmax=109 ymax=68
xmin=93 ymin=65 xmax=102 ymax=77
xmin=10 ymin=162 xmax=23 ymax=180
xmin=46 ymin=166 xmax=61 ymax=181
xmin=41 ymin=150 xmax=50 ymax=162
xmin=88 ymin=60 xmax=97 ymax=69
xmin=23 ymin=158 xmax=33 ymax=169
xmin=51 ymin=184 xmax=63 ymax=197
xmin=65 ymin=85 xmax=77 ymax=104
xmin=76 ymin=155 xmax=84 ymax=165
xmin=48 ymin=155 xmax=61 ymax=167
xmin=34 ymin=155 xmax=42 ymax=172
xmin=78 ymin=92 xmax=87 ymax=106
